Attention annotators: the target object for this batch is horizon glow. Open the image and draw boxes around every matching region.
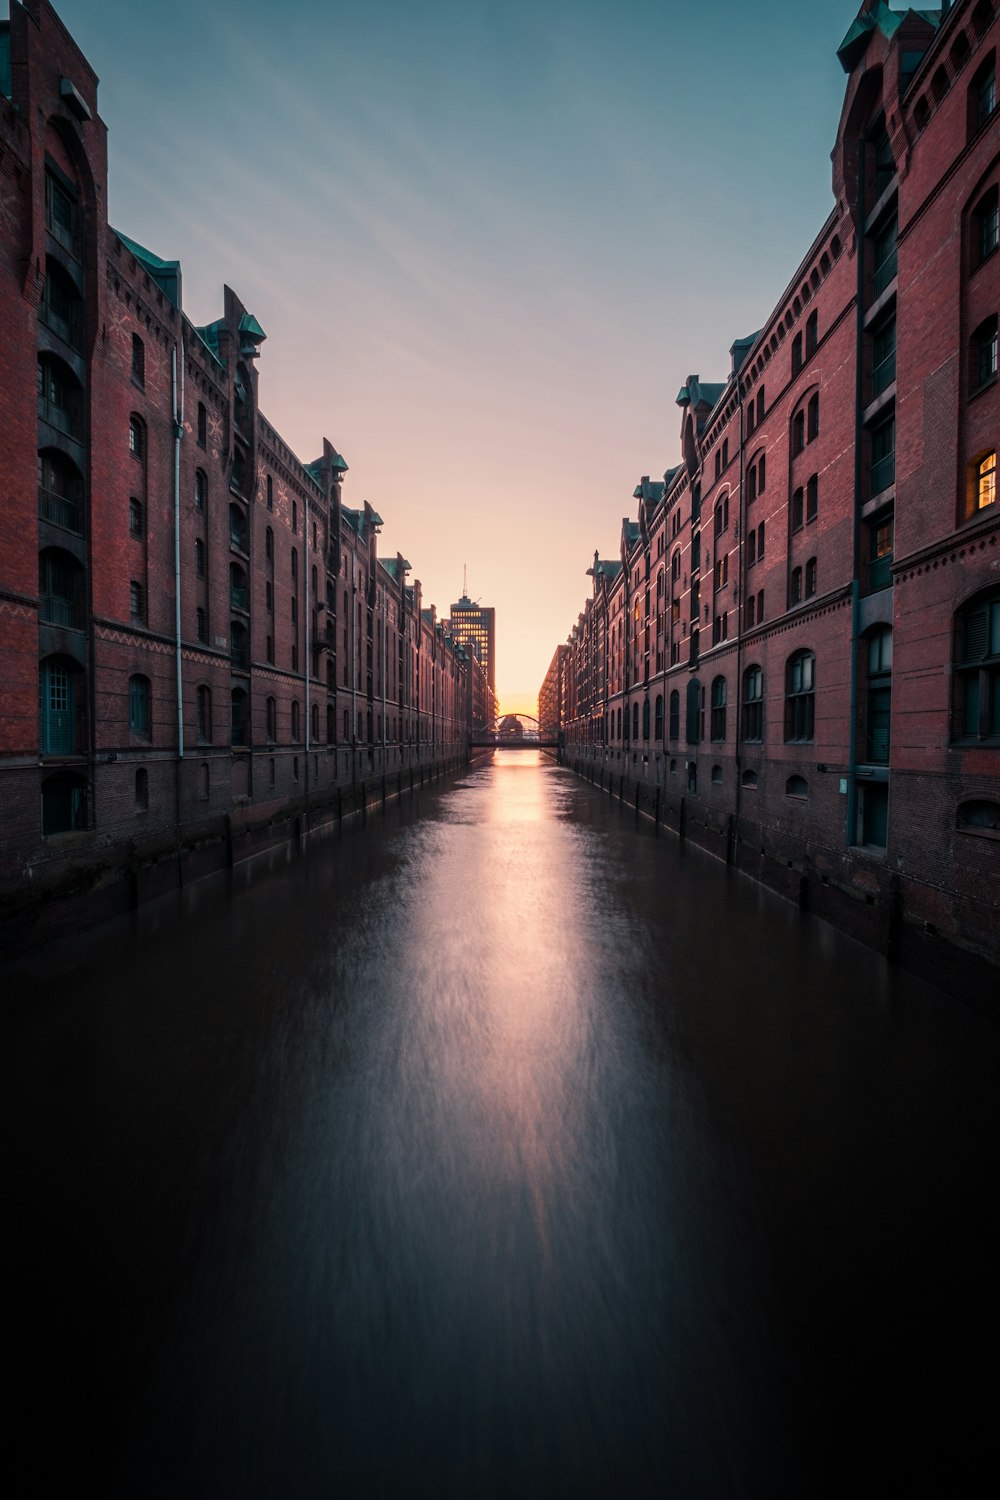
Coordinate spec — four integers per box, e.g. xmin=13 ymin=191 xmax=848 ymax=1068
xmin=50 ymin=0 xmax=864 ymax=718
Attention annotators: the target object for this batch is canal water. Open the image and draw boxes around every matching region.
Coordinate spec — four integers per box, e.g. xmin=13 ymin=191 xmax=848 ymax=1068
xmin=5 ymin=752 xmax=997 ymax=1498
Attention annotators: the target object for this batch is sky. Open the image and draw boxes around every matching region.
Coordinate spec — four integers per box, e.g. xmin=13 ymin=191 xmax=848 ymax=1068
xmin=50 ymin=0 xmax=866 ymax=717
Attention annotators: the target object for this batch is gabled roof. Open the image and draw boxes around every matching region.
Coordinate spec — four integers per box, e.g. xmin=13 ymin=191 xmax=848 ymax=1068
xmin=676 ymin=377 xmax=726 ymax=412
xmin=114 ymin=228 xmax=182 ymax=308
xmin=633 ymin=477 xmax=665 ymax=504
xmin=837 ymin=3 xmax=940 ymax=74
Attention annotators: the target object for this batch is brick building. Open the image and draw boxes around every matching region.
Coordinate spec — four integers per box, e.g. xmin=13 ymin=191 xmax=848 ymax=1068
xmin=0 ymin=0 xmax=470 ymax=927
xmin=545 ymin=0 xmax=999 ymax=998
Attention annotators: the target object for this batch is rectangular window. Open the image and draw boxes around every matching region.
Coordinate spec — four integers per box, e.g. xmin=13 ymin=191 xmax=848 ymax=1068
xmin=130 ymin=580 xmax=144 ymax=621
xmin=870 ymin=418 xmax=895 ymax=495
xmin=792 ymin=488 xmax=804 ymax=531
xmin=872 ymin=217 xmax=897 ymax=297
xmin=806 ymin=311 xmax=818 ymax=357
xmin=791 ymin=333 xmax=803 ymax=375
xmin=196 ymin=606 xmax=208 ymax=642
xmin=45 ymin=170 xmax=79 ymax=256
xmin=131 ymin=333 xmax=145 ymax=387
xmin=129 ymin=497 xmax=143 ymax=536
xmin=806 ymin=474 xmax=818 ymax=523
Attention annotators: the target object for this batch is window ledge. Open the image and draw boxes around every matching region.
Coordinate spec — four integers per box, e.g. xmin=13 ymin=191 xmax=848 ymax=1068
xmin=968 ymin=373 xmax=997 ymax=404
xmin=957 ymin=824 xmax=1000 ymax=841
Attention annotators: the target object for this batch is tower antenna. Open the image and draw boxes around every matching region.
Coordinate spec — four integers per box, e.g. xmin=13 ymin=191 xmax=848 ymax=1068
xmin=463 ymin=563 xmax=468 ymax=598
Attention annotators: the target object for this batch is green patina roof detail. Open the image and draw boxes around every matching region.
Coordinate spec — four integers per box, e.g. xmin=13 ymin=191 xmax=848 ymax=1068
xmin=115 ymin=229 xmax=182 ymax=308
xmin=633 ymin=478 xmax=665 ymax=503
xmin=239 ymin=312 xmax=266 ymax=341
xmin=676 ymin=387 xmax=691 ymax=405
xmin=195 ymin=319 xmax=224 ymax=363
xmin=330 ymin=450 xmax=349 ymax=472
xmin=837 ymin=4 xmax=940 ymax=73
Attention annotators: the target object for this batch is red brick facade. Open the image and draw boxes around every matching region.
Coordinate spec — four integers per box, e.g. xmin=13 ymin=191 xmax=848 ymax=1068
xmin=0 ymin=0 xmax=471 ymax=925
xmin=547 ymin=0 xmax=999 ymax=999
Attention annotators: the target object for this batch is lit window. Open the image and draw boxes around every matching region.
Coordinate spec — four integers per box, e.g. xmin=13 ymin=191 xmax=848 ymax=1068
xmin=972 ymin=451 xmax=997 ymax=513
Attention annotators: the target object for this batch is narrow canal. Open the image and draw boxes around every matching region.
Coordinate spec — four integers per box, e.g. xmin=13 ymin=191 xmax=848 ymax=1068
xmin=5 ymin=752 xmax=997 ymax=1499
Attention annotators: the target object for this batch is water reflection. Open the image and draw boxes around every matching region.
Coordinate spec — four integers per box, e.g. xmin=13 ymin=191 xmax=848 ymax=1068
xmin=4 ymin=753 xmax=997 ymax=1498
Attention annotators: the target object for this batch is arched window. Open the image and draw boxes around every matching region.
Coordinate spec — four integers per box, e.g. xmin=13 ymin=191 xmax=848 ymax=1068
xmin=786 ymin=774 xmax=808 ymax=798
xmin=742 ymin=666 xmax=763 ymax=741
xmin=311 ymin=702 xmax=320 ymax=740
xmin=784 ymin=650 xmax=815 ymax=742
xmin=291 ymin=700 xmax=301 ymax=741
xmin=741 ymin=768 xmax=758 ymax=789
xmin=131 ymin=333 xmax=145 ymax=387
xmin=197 ymin=684 xmax=212 ymax=742
xmin=686 ymin=678 xmax=703 ymax=744
xmin=863 ymin=627 xmax=892 ymax=763
xmin=807 ymin=393 xmax=819 ymax=442
xmin=230 ymin=688 xmax=248 ymax=745
xmin=711 ymin=764 xmax=722 ymax=785
xmin=129 ymin=674 xmax=151 ymax=736
xmin=654 ymin=694 xmax=664 ymax=740
xmin=671 ymin=549 xmax=681 ymax=583
xmin=668 ymin=690 xmax=680 ymax=740
xmin=792 ymin=409 xmax=805 ymax=455
xmin=970 ymin=51 xmax=996 ymax=134
xmin=128 ymin=414 xmax=144 ymax=458
xmin=954 ymin=588 xmax=1000 ymax=739
xmin=714 ymin=494 xmax=729 ymax=535
xmin=710 ymin=676 xmax=727 ymax=741
xmin=38 ymin=449 xmax=84 ymax=534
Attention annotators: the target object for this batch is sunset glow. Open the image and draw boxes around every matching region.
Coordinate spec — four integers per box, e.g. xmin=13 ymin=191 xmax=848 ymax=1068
xmin=51 ymin=0 xmax=861 ymax=715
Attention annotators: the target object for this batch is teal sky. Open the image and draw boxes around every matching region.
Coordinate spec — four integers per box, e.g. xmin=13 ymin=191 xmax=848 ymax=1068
xmin=51 ymin=0 xmax=866 ymax=711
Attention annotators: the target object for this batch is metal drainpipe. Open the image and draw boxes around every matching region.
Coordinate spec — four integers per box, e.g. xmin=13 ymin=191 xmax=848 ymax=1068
xmin=381 ymin=596 xmax=386 ymax=766
xmin=172 ymin=345 xmax=184 ymax=831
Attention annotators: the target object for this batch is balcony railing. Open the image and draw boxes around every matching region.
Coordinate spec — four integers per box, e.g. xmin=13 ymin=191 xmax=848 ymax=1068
xmin=40 ymin=594 xmax=82 ymax=628
xmin=871 ymin=350 xmax=896 ymax=398
xmin=868 ymin=552 xmax=893 ymax=591
xmin=38 ymin=393 xmax=81 ymax=439
xmin=869 ymin=452 xmax=895 ymax=495
xmin=39 ymin=485 xmax=82 ymax=534
xmin=872 ymin=250 xmax=897 ymax=298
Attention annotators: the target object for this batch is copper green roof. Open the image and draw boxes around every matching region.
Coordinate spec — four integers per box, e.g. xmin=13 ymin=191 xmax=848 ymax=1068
xmin=837 ymin=4 xmax=940 ymax=73
xmin=239 ymin=312 xmax=266 ymax=341
xmin=676 ymin=378 xmax=726 ymax=411
xmin=114 ymin=229 xmax=182 ymax=308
